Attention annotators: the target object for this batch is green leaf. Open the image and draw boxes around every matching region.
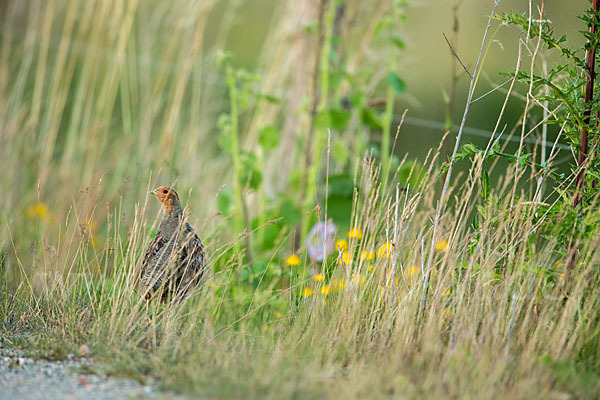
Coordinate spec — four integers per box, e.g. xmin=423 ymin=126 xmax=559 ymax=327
xmin=332 ymin=139 xmax=349 ymax=166
xmin=259 ymin=125 xmax=279 ymax=150
xmin=360 ymin=107 xmax=382 ymax=130
xmin=391 ymin=35 xmax=405 ymax=49
xmin=314 ymin=109 xmax=331 ymax=130
xmin=217 ymin=189 xmax=232 ymax=216
xmin=328 ymin=108 xmax=351 ymax=131
xmin=262 ymin=94 xmax=280 ymax=103
xmin=240 ymin=152 xmax=262 ymax=190
xmin=387 ymin=71 xmax=406 ymax=94
xmin=314 ymin=108 xmax=351 ymax=131
xmin=482 ymin=170 xmax=490 ymax=202
xmin=472 ymin=212 xmax=480 ymax=231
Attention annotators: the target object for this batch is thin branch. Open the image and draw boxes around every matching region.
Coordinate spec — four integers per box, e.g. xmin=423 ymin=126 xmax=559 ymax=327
xmin=443 ymin=32 xmax=472 ymax=79
xmin=424 ymin=0 xmax=500 ymax=289
xmin=470 ymin=78 xmax=512 ymax=103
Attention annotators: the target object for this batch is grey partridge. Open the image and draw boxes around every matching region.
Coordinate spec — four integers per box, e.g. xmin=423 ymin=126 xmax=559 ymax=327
xmin=140 ymin=186 xmax=206 ymax=302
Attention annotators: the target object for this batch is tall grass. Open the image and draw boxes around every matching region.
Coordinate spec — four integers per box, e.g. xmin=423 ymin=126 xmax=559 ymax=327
xmin=1 ymin=0 xmax=600 ymax=399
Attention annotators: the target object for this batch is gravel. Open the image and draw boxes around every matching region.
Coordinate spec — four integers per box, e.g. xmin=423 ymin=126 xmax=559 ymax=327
xmin=0 ymin=347 xmax=192 ymax=400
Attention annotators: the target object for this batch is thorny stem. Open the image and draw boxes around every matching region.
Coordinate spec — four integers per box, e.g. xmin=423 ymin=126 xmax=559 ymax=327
xmin=423 ymin=1 xmax=500 ymax=293
xmin=566 ymin=0 xmax=599 ymax=271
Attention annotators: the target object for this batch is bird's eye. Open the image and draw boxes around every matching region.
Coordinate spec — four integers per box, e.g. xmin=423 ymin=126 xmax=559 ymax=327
xmin=163 ymin=189 xmax=168 ymax=194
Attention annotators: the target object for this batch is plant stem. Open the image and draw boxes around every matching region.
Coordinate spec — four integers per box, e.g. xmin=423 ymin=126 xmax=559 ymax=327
xmin=566 ymin=0 xmax=599 ymax=271
xmin=225 ymin=64 xmax=252 ymax=262
xmin=381 ymin=54 xmax=396 ymax=193
xmin=300 ymin=0 xmax=336 ymax=244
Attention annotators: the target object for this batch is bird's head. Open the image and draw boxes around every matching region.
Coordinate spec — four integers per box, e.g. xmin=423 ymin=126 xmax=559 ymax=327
xmin=150 ymin=186 xmax=181 ymax=213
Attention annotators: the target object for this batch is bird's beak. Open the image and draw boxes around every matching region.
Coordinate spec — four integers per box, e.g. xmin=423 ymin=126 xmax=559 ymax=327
xmin=149 ymin=188 xmax=158 ymax=195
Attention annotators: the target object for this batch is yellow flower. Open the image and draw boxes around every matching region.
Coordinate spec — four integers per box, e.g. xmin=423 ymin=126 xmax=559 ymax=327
xmin=320 ymin=284 xmax=330 ymax=295
xmin=274 ymin=311 xmax=283 ymax=318
xmin=302 ymin=287 xmax=314 ymax=297
xmin=368 ymin=264 xmax=374 ymax=272
xmin=312 ymin=273 xmax=325 ymax=282
xmin=26 ymin=202 xmax=50 ymax=219
xmin=261 ymin=324 xmax=269 ymax=332
xmin=560 ymin=273 xmax=566 ymax=279
xmin=335 ymin=239 xmax=348 ymax=251
xmin=338 ymin=251 xmax=352 ymax=265
xmin=331 ymin=279 xmax=345 ymax=291
xmin=286 ymin=254 xmax=301 ymax=266
xmin=360 ymin=250 xmax=376 ymax=261
xmin=347 ymin=228 xmax=363 ymax=240
xmin=435 ymin=240 xmax=448 ymax=252
xmin=377 ymin=241 xmax=393 ymax=258
xmin=441 ymin=287 xmax=451 ymax=296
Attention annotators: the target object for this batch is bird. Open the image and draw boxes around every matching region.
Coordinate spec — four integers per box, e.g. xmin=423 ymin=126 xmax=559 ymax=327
xmin=140 ymin=186 xmax=206 ymax=302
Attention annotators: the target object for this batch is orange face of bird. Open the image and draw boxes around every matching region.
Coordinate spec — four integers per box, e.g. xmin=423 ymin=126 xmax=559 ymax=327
xmin=150 ymin=186 xmax=180 ymax=211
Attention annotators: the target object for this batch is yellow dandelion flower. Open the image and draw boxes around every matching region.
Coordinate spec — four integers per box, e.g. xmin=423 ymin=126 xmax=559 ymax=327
xmin=377 ymin=241 xmax=393 ymax=258
xmin=435 ymin=240 xmax=448 ymax=252
xmin=274 ymin=311 xmax=283 ymax=318
xmin=338 ymin=251 xmax=352 ymax=265
xmin=302 ymin=287 xmax=314 ymax=297
xmin=347 ymin=228 xmax=363 ymax=240
xmin=312 ymin=273 xmax=325 ymax=282
xmin=286 ymin=254 xmax=301 ymax=266
xmin=360 ymin=250 xmax=376 ymax=261
xmin=560 ymin=273 xmax=566 ymax=279
xmin=368 ymin=264 xmax=374 ymax=272
xmin=261 ymin=324 xmax=269 ymax=332
xmin=320 ymin=284 xmax=330 ymax=295
xmin=26 ymin=202 xmax=50 ymax=219
xmin=441 ymin=287 xmax=451 ymax=296
xmin=335 ymin=239 xmax=348 ymax=251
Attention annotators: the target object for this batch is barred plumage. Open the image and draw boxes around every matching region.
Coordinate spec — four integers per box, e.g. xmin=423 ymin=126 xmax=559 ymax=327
xmin=140 ymin=186 xmax=205 ymax=302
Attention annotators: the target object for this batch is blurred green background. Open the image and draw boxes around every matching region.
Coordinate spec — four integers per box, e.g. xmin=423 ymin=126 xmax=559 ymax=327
xmin=206 ymin=0 xmax=584 ymax=158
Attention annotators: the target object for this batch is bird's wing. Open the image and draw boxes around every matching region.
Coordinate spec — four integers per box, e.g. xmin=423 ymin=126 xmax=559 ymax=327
xmin=179 ymin=229 xmax=206 ymax=282
xmin=140 ymin=234 xmax=167 ymax=283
